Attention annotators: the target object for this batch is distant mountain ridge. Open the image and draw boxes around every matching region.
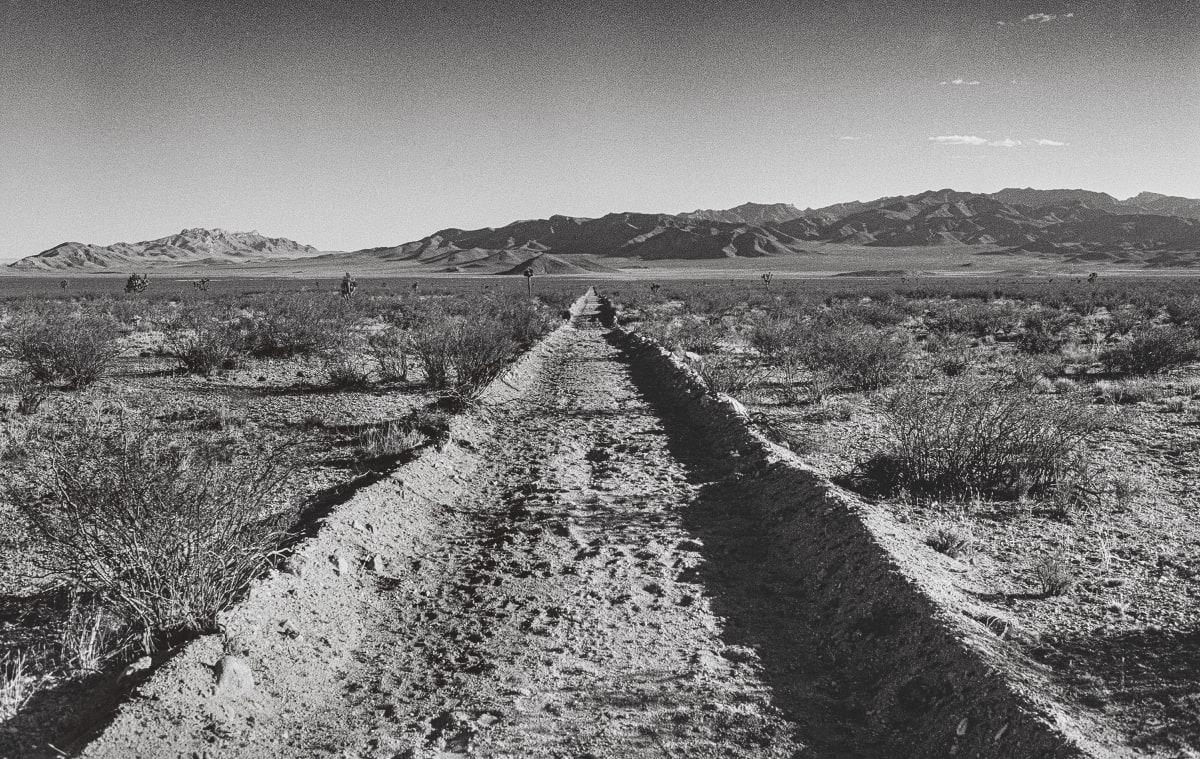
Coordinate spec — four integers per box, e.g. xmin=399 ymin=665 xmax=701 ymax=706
xmin=10 ymin=228 xmax=323 ymax=271
xmin=11 ymin=188 xmax=1200 ymax=272
xmin=341 ymin=212 xmax=812 ymax=271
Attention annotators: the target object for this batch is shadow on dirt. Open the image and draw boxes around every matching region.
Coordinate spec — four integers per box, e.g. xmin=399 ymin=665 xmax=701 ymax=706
xmin=611 ymin=332 xmax=892 ymax=759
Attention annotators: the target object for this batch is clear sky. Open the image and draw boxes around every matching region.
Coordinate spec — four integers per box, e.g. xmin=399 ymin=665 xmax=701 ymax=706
xmin=2 ymin=0 xmax=1197 ymax=260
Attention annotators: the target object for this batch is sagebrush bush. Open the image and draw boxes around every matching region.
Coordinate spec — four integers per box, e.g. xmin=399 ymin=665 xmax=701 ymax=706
xmin=868 ymin=377 xmax=1100 ymax=498
xmin=15 ymin=411 xmax=296 ymax=648
xmin=3 ymin=312 xmax=120 ymax=388
xmin=1100 ymin=326 xmax=1200 ymax=375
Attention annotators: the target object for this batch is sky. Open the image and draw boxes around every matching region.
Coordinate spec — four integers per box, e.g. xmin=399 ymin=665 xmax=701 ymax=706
xmin=1 ymin=0 xmax=1198 ymax=260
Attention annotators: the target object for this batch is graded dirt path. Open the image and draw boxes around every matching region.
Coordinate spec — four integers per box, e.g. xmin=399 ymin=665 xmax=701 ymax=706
xmin=329 ymin=318 xmax=805 ymax=758
xmin=77 ymin=297 xmax=880 ymax=759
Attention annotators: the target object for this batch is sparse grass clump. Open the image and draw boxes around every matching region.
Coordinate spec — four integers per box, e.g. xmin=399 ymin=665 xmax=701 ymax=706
xmin=1032 ymin=551 xmax=1077 ymax=597
xmin=866 ymin=377 xmax=1100 ymax=499
xmin=354 ymin=421 xmax=427 ymax=460
xmin=925 ymin=522 xmax=975 ymax=558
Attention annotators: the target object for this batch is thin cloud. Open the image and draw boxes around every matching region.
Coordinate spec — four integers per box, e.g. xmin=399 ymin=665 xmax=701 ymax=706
xmin=837 ymin=135 xmax=861 ymax=141
xmin=1025 ymin=12 xmax=1074 ymax=22
xmin=1033 ymin=138 xmax=1069 ymax=146
xmin=997 ymin=11 xmax=1074 ymax=25
xmin=930 ymin=135 xmax=989 ymax=145
xmin=929 ymin=135 xmax=1023 ymax=147
xmin=940 ymin=78 xmax=981 ymax=86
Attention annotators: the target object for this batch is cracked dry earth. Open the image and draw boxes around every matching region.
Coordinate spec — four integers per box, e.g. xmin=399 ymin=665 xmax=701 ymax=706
xmin=82 ymin=301 xmax=858 ymax=759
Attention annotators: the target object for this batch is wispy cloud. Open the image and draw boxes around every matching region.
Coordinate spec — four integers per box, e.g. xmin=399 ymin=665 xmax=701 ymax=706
xmin=930 ymin=135 xmax=989 ymax=145
xmin=930 ymin=135 xmax=1068 ymax=148
xmin=940 ymin=78 xmax=981 ymax=86
xmin=837 ymin=135 xmax=861 ymax=141
xmin=996 ymin=11 xmax=1074 ymax=25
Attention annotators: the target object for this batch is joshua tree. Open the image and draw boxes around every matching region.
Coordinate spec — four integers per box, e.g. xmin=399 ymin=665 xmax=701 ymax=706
xmin=340 ymin=272 xmax=358 ymax=298
xmin=193 ymin=278 xmax=211 ymax=292
xmin=523 ymin=267 xmax=534 ymax=295
xmin=761 ymin=272 xmax=773 ymax=291
xmin=59 ymin=279 xmax=68 ymax=290
xmin=124 ymin=273 xmax=150 ymax=294
xmin=1088 ymin=272 xmax=1099 ymax=285
xmin=650 ymin=283 xmax=661 ymax=296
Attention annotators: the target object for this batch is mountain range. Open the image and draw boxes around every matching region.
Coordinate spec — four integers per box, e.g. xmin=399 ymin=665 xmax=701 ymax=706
xmin=10 ymin=188 xmax=1200 ymax=272
xmin=11 ymin=228 xmax=321 ymax=272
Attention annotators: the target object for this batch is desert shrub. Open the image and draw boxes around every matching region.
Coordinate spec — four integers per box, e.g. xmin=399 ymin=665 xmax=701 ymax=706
xmin=1165 ymin=295 xmax=1200 ymax=331
xmin=687 ymin=355 xmax=766 ymax=396
xmin=164 ymin=310 xmax=243 ymax=375
xmin=14 ymin=411 xmax=296 ymax=647
xmin=1015 ymin=309 xmax=1072 ymax=355
xmin=1093 ymin=379 xmax=1162 ymax=405
xmin=674 ymin=317 xmax=725 ymax=354
xmin=1100 ymin=326 xmax=1200 ymax=375
xmin=746 ymin=315 xmax=799 ymax=358
xmin=840 ymin=300 xmax=908 ymax=328
xmin=930 ymin=300 xmax=1016 ymax=338
xmin=451 ymin=318 xmax=517 ymax=395
xmin=2 ymin=312 xmax=120 ymax=388
xmin=1105 ymin=306 xmax=1145 ymax=339
xmin=925 ymin=333 xmax=973 ymax=377
xmin=406 ymin=320 xmax=453 ymax=389
xmin=487 ymin=294 xmax=555 ymax=347
xmin=867 ymin=377 xmax=1100 ymax=499
xmin=404 ymin=309 xmax=517 ymax=396
xmin=237 ymin=294 xmax=342 ymax=358
xmin=369 ymin=327 xmax=409 ymax=382
xmin=9 ymin=371 xmax=49 ymax=416
xmin=804 ymin=326 xmax=910 ymax=390
xmin=323 ymin=349 xmax=372 ymax=389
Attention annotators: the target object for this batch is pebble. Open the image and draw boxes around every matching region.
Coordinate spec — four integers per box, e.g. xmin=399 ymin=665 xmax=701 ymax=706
xmin=214 ymin=655 xmax=254 ymax=695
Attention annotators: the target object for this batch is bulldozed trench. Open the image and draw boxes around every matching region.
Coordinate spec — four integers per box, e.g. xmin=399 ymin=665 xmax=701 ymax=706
xmin=67 ymin=293 xmax=1105 ymax=758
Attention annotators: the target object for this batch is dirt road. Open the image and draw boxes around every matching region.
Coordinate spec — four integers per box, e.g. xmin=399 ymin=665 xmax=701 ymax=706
xmin=76 ymin=296 xmax=889 ymax=758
